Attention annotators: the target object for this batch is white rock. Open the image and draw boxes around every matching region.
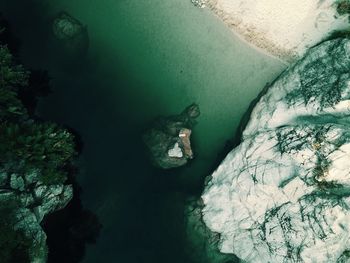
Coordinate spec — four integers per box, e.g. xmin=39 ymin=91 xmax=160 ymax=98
xmin=202 ymin=38 xmax=350 ymax=263
xmin=168 ymin=142 xmax=184 ymax=158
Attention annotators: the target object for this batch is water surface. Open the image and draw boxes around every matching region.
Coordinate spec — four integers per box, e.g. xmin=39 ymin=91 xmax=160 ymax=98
xmin=0 ymin=0 xmax=285 ymax=262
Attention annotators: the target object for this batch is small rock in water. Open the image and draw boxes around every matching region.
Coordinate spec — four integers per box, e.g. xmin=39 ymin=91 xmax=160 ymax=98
xmin=191 ymin=0 xmax=206 ymax=8
xmin=143 ymin=103 xmax=200 ymax=169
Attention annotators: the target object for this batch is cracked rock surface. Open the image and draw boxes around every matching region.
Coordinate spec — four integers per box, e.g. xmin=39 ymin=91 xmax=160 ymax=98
xmin=202 ymin=38 xmax=350 ymax=263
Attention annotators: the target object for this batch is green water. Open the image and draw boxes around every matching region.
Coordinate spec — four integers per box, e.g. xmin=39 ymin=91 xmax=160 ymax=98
xmin=0 ymin=0 xmax=285 ymax=262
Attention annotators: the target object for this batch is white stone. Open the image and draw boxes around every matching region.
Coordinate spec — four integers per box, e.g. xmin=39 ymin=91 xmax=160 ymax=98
xmin=201 ymin=39 xmax=350 ymax=263
xmin=167 ymin=142 xmax=184 ymax=158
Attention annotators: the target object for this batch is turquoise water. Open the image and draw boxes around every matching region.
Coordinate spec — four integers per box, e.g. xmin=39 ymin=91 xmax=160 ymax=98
xmin=0 ymin=0 xmax=285 ymax=262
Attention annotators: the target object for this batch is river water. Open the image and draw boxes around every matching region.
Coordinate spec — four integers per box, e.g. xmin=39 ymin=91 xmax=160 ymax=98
xmin=0 ymin=0 xmax=285 ymax=262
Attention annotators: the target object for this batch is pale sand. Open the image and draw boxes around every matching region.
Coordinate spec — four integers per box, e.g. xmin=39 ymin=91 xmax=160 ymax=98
xmin=204 ymin=0 xmax=350 ymax=63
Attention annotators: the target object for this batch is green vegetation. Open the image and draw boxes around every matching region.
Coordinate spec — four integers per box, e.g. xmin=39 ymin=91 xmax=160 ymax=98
xmin=0 ymin=122 xmax=75 ymax=184
xmin=0 ymin=44 xmax=76 ymax=185
xmin=0 ymin=22 xmax=78 ymax=263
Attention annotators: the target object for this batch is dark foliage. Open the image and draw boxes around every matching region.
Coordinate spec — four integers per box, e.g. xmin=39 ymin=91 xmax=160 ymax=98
xmin=0 ymin=16 xmax=101 ymax=263
xmin=0 ymin=122 xmax=75 ymax=184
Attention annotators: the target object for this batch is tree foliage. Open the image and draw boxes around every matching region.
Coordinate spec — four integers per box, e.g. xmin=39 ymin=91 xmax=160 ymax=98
xmin=0 ymin=122 xmax=75 ymax=184
xmin=0 ymin=45 xmax=28 ymax=89
xmin=0 ymin=43 xmax=76 ymax=184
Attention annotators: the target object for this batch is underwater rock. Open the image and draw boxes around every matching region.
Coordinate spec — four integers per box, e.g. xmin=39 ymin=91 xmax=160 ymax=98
xmin=143 ymin=103 xmax=200 ymax=169
xmin=52 ymin=11 xmax=89 ymax=56
xmin=201 ymin=38 xmax=350 ymax=263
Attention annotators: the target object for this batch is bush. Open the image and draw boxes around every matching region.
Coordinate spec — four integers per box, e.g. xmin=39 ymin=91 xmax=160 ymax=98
xmin=0 ymin=122 xmax=76 ymax=184
xmin=0 ymin=45 xmax=76 ymax=185
xmin=0 ymin=87 xmax=26 ymax=120
xmin=0 ymin=45 xmax=28 ymax=89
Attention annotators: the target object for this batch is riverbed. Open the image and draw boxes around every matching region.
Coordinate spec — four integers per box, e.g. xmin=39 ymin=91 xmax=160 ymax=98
xmin=0 ymin=0 xmax=285 ymax=262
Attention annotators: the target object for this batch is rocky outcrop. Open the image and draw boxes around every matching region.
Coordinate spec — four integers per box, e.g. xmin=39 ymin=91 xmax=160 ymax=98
xmin=0 ymin=170 xmax=73 ymax=262
xmin=143 ymin=103 xmax=200 ymax=169
xmin=201 ymin=38 xmax=350 ymax=262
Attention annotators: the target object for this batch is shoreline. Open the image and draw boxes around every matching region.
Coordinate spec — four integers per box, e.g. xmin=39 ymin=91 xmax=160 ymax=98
xmin=203 ymin=0 xmax=295 ymax=64
xmin=202 ymin=0 xmax=349 ymax=64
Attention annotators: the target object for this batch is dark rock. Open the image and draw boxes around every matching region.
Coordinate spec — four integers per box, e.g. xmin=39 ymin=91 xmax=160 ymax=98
xmin=143 ymin=103 xmax=200 ymax=169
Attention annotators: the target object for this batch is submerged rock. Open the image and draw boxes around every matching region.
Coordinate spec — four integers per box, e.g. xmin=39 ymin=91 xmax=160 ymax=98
xmin=52 ymin=11 xmax=89 ymax=56
xmin=143 ymin=103 xmax=200 ymax=169
xmin=201 ymin=38 xmax=350 ymax=263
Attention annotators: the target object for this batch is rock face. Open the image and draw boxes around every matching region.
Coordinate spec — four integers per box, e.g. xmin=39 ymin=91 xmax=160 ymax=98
xmin=202 ymin=38 xmax=350 ymax=262
xmin=0 ymin=170 xmax=73 ymax=262
xmin=52 ymin=11 xmax=89 ymax=55
xmin=143 ymin=103 xmax=200 ymax=169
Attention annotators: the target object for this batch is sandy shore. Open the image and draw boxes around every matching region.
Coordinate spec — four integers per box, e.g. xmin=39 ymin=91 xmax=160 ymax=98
xmin=204 ymin=0 xmax=350 ymax=63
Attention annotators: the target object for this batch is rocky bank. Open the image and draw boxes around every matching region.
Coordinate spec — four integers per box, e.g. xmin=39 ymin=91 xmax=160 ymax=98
xmin=0 ymin=171 xmax=73 ymax=262
xmin=201 ymin=38 xmax=350 ymax=262
xmin=0 ymin=43 xmax=76 ymax=262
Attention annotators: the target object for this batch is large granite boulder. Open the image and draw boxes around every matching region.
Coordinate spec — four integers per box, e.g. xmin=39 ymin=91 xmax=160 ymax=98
xmin=143 ymin=103 xmax=200 ymax=169
xmin=201 ymin=38 xmax=350 ymax=262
